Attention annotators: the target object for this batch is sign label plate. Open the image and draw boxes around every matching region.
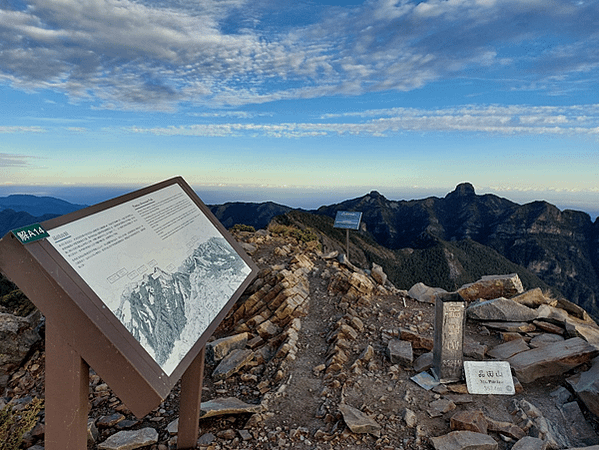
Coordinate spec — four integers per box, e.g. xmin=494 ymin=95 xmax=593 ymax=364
xmin=334 ymin=211 xmax=362 ymax=230
xmin=12 ymin=223 xmax=49 ymax=244
xmin=464 ymin=361 xmax=515 ymax=395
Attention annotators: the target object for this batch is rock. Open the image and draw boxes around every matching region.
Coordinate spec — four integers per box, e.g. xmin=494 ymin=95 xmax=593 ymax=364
xmin=88 ymin=418 xmax=99 ymax=444
xmin=558 ymin=401 xmax=599 ymax=446
xmin=533 ymin=320 xmax=565 ymax=335
xmin=386 ymin=339 xmax=413 ymax=366
xmin=487 ymin=338 xmax=530 ymax=360
xmin=413 ymin=352 xmax=433 ymax=372
xmin=403 ymin=408 xmax=418 ymax=428
xmin=457 ymin=274 xmax=524 ymax=301
xmin=0 ymin=311 xmax=41 ymax=387
xmin=463 ymin=340 xmax=487 ymax=360
xmin=430 ymin=430 xmax=498 ymax=450
xmin=508 ymin=337 xmax=599 ymax=383
xmin=98 ymin=428 xmax=159 ymax=450
xmin=428 ymin=399 xmax=457 ymax=417
xmin=197 ymin=432 xmax=216 ymax=445
xmin=212 ymin=348 xmax=254 ymax=380
xmin=450 ymin=410 xmax=488 ymax=434
xmin=483 ymin=322 xmax=537 ymax=333
xmin=467 ymin=297 xmax=538 ymax=322
xmin=408 ymin=283 xmax=448 ymax=304
xmin=567 ymin=356 xmax=599 ymax=417
xmin=512 ymin=288 xmax=554 ymax=308
xmin=338 ymin=403 xmax=381 ymax=437
xmin=371 ymin=262 xmax=387 ymax=285
xmin=511 ymin=437 xmax=547 ymax=450
xmin=486 ymin=418 xmax=526 ymax=440
xmin=200 ymin=397 xmax=263 ymax=419
xmin=529 ymin=334 xmax=564 ymax=348
xmin=97 ymin=413 xmax=125 ymax=428
xmin=206 ymin=333 xmax=249 ymax=363
xmin=399 ymin=328 xmax=434 ymax=351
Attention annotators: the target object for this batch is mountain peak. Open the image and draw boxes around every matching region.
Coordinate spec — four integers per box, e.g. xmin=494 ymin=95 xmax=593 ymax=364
xmin=450 ymin=182 xmax=476 ymax=197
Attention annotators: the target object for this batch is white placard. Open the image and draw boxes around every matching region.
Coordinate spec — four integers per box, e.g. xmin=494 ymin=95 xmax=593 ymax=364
xmin=47 ymin=183 xmax=251 ymax=376
xmin=464 ymin=361 xmax=515 ymax=395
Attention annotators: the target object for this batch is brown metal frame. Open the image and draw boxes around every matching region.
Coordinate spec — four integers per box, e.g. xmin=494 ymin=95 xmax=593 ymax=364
xmin=0 ymin=177 xmax=258 ymax=449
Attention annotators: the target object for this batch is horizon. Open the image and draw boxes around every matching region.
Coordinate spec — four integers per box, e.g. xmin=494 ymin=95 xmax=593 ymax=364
xmin=1 ymin=182 xmax=598 ymax=221
xmin=1 ymin=1 xmax=598 ymax=207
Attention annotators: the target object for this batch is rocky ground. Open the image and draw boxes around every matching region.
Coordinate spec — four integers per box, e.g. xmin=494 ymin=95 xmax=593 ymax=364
xmin=2 ymin=225 xmax=599 ymax=450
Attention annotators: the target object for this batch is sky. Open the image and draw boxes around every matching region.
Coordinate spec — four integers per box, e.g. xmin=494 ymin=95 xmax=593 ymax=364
xmin=1 ymin=0 xmax=598 ymax=217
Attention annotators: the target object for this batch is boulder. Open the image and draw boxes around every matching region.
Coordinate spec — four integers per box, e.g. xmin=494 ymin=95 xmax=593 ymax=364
xmin=467 ymin=297 xmax=538 ymax=322
xmin=511 ymin=437 xmax=547 ymax=450
xmin=408 ymin=283 xmax=448 ymax=304
xmin=508 ymin=337 xmax=599 ymax=383
xmin=430 ymin=431 xmax=498 ymax=450
xmin=457 ymin=274 xmax=523 ymax=301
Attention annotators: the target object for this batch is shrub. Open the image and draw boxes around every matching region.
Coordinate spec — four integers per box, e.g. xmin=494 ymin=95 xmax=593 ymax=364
xmin=0 ymin=398 xmax=43 ymax=450
xmin=230 ymin=224 xmax=256 ymax=233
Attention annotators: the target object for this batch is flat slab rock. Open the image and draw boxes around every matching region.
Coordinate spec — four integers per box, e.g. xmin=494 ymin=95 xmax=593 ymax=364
xmin=338 ymin=403 xmax=381 ymax=437
xmin=98 ymin=428 xmax=158 ymax=450
xmin=568 ymin=356 xmax=599 ymax=417
xmin=430 ymin=430 xmax=498 ymax=450
xmin=508 ymin=337 xmax=599 ymax=384
xmin=467 ymin=297 xmax=538 ymax=322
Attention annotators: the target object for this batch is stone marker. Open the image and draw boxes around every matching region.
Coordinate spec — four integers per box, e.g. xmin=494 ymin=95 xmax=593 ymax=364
xmin=508 ymin=337 xmax=599 ymax=383
xmin=338 ymin=403 xmax=381 ymax=437
xmin=430 ymin=430 xmax=498 ymax=450
xmin=433 ymin=292 xmax=466 ymax=383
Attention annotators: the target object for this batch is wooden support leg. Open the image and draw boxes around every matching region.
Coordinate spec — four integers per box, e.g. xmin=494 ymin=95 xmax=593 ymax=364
xmin=178 ymin=346 xmax=205 ymax=449
xmin=45 ymin=321 xmax=89 ymax=450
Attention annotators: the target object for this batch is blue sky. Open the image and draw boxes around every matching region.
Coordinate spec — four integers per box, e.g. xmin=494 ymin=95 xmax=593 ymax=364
xmin=1 ymin=0 xmax=598 ymax=216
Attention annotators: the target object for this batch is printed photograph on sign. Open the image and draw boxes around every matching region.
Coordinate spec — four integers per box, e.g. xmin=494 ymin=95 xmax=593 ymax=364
xmin=47 ymin=183 xmax=251 ymax=376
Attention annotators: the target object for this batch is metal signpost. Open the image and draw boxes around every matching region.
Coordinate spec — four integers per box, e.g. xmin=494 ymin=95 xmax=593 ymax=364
xmin=333 ymin=211 xmax=362 ymax=262
xmin=0 ymin=177 xmax=258 ymax=449
xmin=432 ymin=292 xmax=466 ymax=383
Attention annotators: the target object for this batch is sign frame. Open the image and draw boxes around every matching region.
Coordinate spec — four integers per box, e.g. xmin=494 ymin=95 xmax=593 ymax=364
xmin=0 ymin=177 xmax=259 ymax=419
xmin=333 ymin=211 xmax=362 ymax=230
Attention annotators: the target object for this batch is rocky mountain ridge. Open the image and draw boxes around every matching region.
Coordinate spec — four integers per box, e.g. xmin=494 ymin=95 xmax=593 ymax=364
xmin=1 ymin=224 xmax=599 ymax=450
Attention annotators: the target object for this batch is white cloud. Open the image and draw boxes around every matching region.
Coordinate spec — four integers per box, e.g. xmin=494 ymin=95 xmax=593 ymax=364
xmin=123 ymin=103 xmax=599 ymax=139
xmin=0 ymin=0 xmax=598 ymax=110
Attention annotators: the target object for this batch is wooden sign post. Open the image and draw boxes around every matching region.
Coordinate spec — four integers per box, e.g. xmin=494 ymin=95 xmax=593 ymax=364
xmin=333 ymin=211 xmax=362 ymax=263
xmin=0 ymin=177 xmax=258 ymax=449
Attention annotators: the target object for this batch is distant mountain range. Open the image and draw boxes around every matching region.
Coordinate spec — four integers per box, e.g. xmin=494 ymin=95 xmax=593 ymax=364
xmin=1 ymin=185 xmax=598 ymax=319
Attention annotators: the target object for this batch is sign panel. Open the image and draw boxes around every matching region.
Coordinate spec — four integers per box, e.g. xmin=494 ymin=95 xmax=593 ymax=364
xmin=46 ymin=182 xmax=251 ymax=376
xmin=334 ymin=211 xmax=362 ymax=230
xmin=12 ymin=223 xmax=49 ymax=244
xmin=0 ymin=177 xmax=258 ymax=417
xmin=464 ymin=361 xmax=515 ymax=395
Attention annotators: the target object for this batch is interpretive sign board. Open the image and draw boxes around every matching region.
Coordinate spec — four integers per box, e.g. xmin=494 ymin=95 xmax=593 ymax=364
xmin=0 ymin=177 xmax=258 ymax=418
xmin=432 ymin=292 xmax=466 ymax=383
xmin=464 ymin=361 xmax=515 ymax=395
xmin=333 ymin=211 xmax=362 ymax=230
